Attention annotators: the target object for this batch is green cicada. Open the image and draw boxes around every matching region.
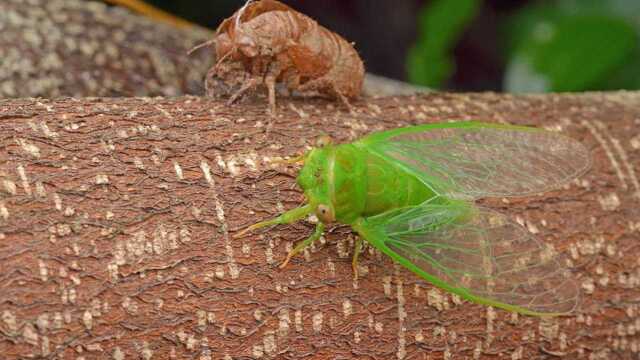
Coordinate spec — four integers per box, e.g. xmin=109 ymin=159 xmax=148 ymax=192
xmin=236 ymin=121 xmax=591 ymax=316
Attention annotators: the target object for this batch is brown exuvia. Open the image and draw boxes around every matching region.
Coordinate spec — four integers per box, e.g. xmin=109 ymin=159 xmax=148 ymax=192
xmin=201 ymin=0 xmax=365 ymax=114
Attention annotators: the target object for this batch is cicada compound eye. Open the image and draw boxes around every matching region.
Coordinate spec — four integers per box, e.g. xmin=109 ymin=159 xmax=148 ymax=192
xmin=316 ymin=135 xmax=333 ymax=148
xmin=316 ymin=204 xmax=335 ymax=223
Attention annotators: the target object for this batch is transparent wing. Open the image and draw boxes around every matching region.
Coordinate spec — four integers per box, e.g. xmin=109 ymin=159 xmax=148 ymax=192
xmin=361 ymin=200 xmax=579 ymax=315
xmin=361 ymin=122 xmax=591 ymax=199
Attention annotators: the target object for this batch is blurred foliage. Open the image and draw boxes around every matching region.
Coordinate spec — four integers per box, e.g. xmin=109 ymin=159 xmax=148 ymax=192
xmin=503 ymin=1 xmax=639 ymax=92
xmin=408 ymin=0 xmax=640 ymax=92
xmin=407 ymin=0 xmax=481 ymax=88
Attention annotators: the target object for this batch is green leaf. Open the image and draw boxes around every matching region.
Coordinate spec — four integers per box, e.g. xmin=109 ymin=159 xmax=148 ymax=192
xmin=557 ymin=0 xmax=640 ymax=28
xmin=505 ymin=15 xmax=638 ymax=92
xmin=407 ymin=0 xmax=480 ymax=88
xmin=500 ymin=3 xmax=562 ymax=59
xmin=600 ymin=45 xmax=640 ymax=89
xmin=407 ymin=46 xmax=452 ymax=88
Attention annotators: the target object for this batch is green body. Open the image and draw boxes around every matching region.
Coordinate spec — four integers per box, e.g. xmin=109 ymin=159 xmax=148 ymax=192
xmin=298 ymin=141 xmax=438 ymax=224
xmin=242 ymin=121 xmax=591 ymax=316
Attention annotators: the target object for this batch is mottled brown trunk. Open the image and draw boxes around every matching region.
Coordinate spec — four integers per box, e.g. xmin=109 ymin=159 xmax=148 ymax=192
xmin=1 ymin=93 xmax=639 ymax=359
xmin=0 ymin=0 xmax=213 ymax=99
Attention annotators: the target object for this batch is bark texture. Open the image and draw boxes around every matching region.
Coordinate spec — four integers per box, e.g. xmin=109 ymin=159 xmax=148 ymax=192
xmin=0 ymin=92 xmax=639 ymax=359
xmin=0 ymin=0 xmax=213 ymax=98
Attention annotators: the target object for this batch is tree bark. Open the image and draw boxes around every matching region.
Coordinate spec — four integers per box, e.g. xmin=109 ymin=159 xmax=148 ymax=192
xmin=1 ymin=92 xmax=639 ymax=359
xmin=0 ymin=0 xmax=213 ymax=98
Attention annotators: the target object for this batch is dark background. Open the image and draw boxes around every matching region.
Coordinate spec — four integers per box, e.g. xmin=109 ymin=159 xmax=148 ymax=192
xmin=105 ymin=0 xmax=640 ymax=93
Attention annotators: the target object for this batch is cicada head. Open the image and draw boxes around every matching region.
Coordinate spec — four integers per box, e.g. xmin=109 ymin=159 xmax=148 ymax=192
xmin=235 ymin=30 xmax=260 ymax=58
xmin=297 ymin=136 xmax=367 ymax=225
xmin=213 ymin=33 xmax=246 ymax=65
xmin=296 ymin=140 xmax=333 ymax=222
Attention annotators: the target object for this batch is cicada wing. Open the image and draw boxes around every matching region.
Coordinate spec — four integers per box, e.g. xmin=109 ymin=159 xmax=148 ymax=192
xmin=356 ymin=200 xmax=579 ymax=315
xmin=359 ymin=122 xmax=591 ymax=199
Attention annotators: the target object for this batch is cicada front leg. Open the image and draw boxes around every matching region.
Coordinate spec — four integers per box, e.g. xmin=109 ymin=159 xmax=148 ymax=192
xmin=234 ymin=204 xmax=312 ymax=238
xmin=227 ymin=73 xmax=263 ymax=106
xmin=279 ymin=222 xmax=325 ymax=269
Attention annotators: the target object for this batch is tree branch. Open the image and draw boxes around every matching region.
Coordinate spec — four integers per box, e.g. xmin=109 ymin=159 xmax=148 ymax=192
xmin=1 ymin=92 xmax=639 ymax=359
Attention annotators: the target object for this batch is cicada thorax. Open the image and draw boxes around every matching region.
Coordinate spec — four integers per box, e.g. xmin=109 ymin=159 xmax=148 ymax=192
xmin=327 ymin=144 xmax=368 ymax=224
xmin=295 ymin=143 xmax=367 ymax=224
xmin=236 ymin=11 xmax=307 ymax=55
xmin=298 ymin=139 xmax=439 ymax=226
xmin=304 ymin=142 xmax=439 ymax=224
xmin=361 ymin=152 xmax=438 ymax=217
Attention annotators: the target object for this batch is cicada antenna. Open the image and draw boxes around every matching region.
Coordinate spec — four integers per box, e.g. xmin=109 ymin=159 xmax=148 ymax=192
xmin=186 ymin=39 xmax=216 ymax=56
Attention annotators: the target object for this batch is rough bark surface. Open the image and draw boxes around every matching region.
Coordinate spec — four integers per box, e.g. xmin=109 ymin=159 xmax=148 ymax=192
xmin=0 ymin=92 xmax=639 ymax=359
xmin=0 ymin=0 xmax=213 ymax=98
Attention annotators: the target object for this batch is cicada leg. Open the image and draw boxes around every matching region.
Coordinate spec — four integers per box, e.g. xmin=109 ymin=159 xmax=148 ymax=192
xmin=228 ymin=76 xmax=262 ymax=105
xmin=352 ymin=236 xmax=363 ymax=280
xmin=280 ymin=222 xmax=325 ymax=269
xmin=233 ymin=204 xmax=312 ymax=238
xmin=204 ymin=65 xmax=220 ymax=97
xmin=264 ymin=61 xmax=283 ymax=116
xmin=187 ymin=38 xmax=216 ymax=56
xmin=297 ymin=77 xmax=353 ymax=111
